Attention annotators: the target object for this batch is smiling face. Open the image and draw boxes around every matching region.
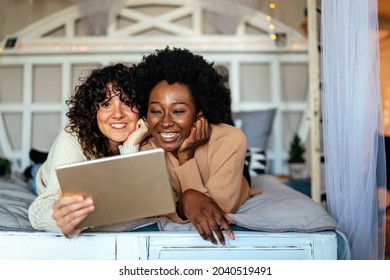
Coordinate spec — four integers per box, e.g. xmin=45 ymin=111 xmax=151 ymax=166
xmin=147 ymin=81 xmax=197 ymax=154
xmin=97 ymin=83 xmax=140 ymax=152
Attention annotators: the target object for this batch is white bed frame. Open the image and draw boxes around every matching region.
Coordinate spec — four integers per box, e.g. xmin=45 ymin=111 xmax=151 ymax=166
xmin=0 ymin=172 xmax=345 ymax=260
xmin=0 ymin=231 xmax=337 ymax=260
xmin=0 ymin=1 xmax=340 ymax=260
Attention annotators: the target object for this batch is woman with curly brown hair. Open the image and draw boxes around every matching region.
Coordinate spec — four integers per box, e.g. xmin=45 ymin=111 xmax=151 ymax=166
xmin=28 ymin=63 xmax=149 ymax=235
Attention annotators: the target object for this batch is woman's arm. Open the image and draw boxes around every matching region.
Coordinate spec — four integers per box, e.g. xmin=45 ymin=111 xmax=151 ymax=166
xmin=176 ymin=124 xmax=250 ymax=212
xmin=174 ymin=124 xmax=251 ymax=245
xmin=28 ymin=130 xmax=90 ymax=232
xmin=119 ymin=118 xmax=150 ymax=155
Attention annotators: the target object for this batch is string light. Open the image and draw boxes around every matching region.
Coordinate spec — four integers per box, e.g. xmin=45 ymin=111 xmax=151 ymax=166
xmin=267 ymin=1 xmax=277 ymax=41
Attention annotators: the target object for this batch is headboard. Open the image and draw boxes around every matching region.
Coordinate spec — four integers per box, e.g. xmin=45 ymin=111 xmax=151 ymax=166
xmin=0 ymin=0 xmax=309 ymax=175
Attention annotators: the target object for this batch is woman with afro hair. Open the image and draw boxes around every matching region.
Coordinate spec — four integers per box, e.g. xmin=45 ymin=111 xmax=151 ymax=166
xmin=132 ymin=47 xmax=261 ymax=246
xmin=28 ymin=63 xmax=149 ymax=235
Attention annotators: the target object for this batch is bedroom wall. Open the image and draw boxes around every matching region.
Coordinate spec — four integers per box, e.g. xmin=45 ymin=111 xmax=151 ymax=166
xmin=0 ymin=0 xmax=75 ymax=41
xmin=0 ymin=0 xmax=307 ymax=42
xmin=0 ymin=0 xmax=309 ymax=175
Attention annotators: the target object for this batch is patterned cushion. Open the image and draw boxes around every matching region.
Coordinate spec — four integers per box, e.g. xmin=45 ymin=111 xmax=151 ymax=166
xmin=247 ymin=148 xmax=268 ymax=176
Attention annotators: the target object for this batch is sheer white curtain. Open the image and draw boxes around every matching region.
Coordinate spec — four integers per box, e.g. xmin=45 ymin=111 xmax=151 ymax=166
xmin=321 ymin=0 xmax=387 ymax=259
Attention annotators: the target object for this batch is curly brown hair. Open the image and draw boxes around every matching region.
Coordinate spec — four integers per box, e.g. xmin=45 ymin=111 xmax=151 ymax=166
xmin=65 ymin=63 xmax=137 ymax=159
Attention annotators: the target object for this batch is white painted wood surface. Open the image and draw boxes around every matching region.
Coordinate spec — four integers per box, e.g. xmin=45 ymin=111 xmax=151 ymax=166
xmin=0 ymin=231 xmax=337 ymax=260
xmin=307 ymin=0 xmax=322 ymax=203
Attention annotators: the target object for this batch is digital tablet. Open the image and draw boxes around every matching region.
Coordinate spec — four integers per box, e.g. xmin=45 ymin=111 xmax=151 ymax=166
xmin=56 ymin=148 xmax=175 ymax=230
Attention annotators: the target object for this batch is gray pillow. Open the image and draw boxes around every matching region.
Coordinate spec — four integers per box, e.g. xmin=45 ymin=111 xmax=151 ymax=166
xmin=159 ymin=174 xmax=338 ymax=233
xmin=230 ymin=175 xmax=337 ymax=232
xmin=232 ymin=109 xmax=276 ymax=149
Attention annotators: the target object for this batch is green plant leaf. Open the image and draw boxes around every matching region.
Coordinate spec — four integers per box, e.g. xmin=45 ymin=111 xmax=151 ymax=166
xmin=288 ymin=134 xmax=305 ymax=163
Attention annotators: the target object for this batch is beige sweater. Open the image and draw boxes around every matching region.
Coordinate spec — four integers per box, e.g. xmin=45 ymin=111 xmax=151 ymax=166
xmin=140 ymin=123 xmax=260 ymax=223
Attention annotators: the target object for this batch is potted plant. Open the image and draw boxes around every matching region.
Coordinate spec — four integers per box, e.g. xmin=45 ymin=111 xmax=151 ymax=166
xmin=0 ymin=156 xmax=11 ymax=176
xmin=288 ymin=134 xmax=306 ymax=180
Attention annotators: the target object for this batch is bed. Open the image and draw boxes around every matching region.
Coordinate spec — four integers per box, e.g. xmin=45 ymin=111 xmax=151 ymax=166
xmin=0 ymin=171 xmax=350 ymax=260
xmin=0 ymin=0 xmax=350 ymax=260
